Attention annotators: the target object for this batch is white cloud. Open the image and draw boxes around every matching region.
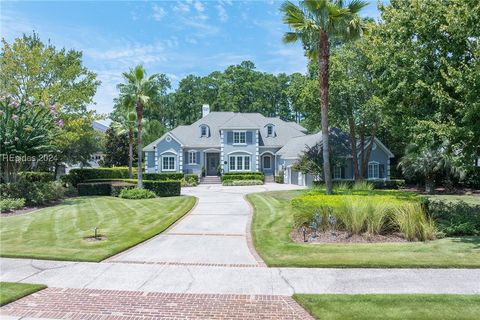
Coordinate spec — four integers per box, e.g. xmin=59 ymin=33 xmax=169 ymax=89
xmin=216 ymin=5 xmax=228 ymax=22
xmin=173 ymin=1 xmax=190 ymax=13
xmin=194 ymin=1 xmax=205 ymax=12
xmin=152 ymin=4 xmax=166 ymax=21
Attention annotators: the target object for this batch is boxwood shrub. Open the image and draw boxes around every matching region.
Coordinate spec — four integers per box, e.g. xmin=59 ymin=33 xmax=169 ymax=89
xmin=143 ymin=180 xmax=181 ymax=197
xmin=119 ymin=187 xmax=156 ymax=199
xmin=77 ymin=182 xmax=112 ymax=196
xmin=67 ymin=168 xmax=131 ymax=186
xmin=143 ymin=173 xmax=185 ymax=181
xmin=222 ymin=180 xmax=263 ymax=186
xmin=222 ymin=173 xmax=264 ymax=182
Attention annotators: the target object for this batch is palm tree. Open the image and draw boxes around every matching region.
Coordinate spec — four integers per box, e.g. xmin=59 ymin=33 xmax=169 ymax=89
xmin=112 ymin=111 xmax=137 ymax=179
xmin=281 ymin=0 xmax=368 ymax=194
xmin=399 ymin=143 xmax=465 ymax=194
xmin=118 ymin=65 xmax=161 ymax=188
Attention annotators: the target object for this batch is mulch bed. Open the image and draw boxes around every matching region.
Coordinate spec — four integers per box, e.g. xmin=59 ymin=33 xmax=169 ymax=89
xmin=291 ymin=228 xmax=407 ymax=244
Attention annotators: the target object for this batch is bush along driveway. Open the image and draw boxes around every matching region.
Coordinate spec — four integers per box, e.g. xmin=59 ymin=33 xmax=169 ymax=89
xmin=247 ymin=190 xmax=480 ymax=268
xmin=0 ymin=196 xmax=196 ymax=262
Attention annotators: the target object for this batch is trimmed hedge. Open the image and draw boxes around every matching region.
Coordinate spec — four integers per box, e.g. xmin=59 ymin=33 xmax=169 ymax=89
xmin=184 ymin=174 xmax=200 ymax=184
xmin=222 ymin=173 xmax=265 ymax=182
xmin=18 ymin=171 xmax=55 ymax=182
xmin=67 ymin=168 xmax=131 ymax=186
xmin=223 ymin=172 xmax=263 ymax=177
xmin=143 ymin=180 xmax=181 ymax=197
xmin=222 ymin=180 xmax=264 ymax=186
xmin=144 ymin=173 xmax=185 ymax=181
xmin=77 ymin=182 xmax=112 ymax=196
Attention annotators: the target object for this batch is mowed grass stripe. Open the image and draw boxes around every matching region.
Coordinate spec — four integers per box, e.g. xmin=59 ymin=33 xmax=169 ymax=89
xmin=0 ymin=196 xmax=196 ymax=262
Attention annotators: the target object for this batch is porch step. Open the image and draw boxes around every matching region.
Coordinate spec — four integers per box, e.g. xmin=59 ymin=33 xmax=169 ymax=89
xmin=200 ymin=176 xmax=222 ymax=184
xmin=265 ymin=175 xmax=275 ymax=183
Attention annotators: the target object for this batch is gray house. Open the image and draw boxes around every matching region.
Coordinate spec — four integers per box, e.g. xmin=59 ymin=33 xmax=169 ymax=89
xmin=143 ymin=105 xmax=394 ymax=186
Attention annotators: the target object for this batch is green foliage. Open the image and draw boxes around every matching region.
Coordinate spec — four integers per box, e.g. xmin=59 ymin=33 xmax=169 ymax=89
xmin=18 ymin=171 xmax=55 ymax=182
xmin=0 ymin=179 xmax=65 ymax=206
xmin=351 ymin=181 xmax=374 ymax=191
xmin=77 ymin=182 xmax=112 ymax=196
xmin=143 ymin=180 xmax=181 ymax=197
xmin=119 ymin=187 xmax=156 ymax=199
xmin=181 ymin=174 xmax=199 ymax=187
xmin=66 ymin=168 xmax=131 ymax=186
xmin=110 ymin=183 xmax=135 ymax=197
xmin=423 ymin=198 xmax=480 ymax=237
xmin=0 ymin=197 xmax=25 ymax=212
xmin=392 ymin=203 xmax=437 ymax=241
xmin=222 ymin=180 xmax=264 ymax=186
xmin=144 ymin=173 xmax=185 ymax=181
xmin=275 ymin=171 xmax=284 ymax=184
xmin=0 ymin=33 xmax=101 ymax=169
xmin=222 ymin=173 xmax=264 ymax=182
xmin=103 ymin=126 xmax=136 ymax=167
xmin=291 ymin=189 xmax=431 ymax=240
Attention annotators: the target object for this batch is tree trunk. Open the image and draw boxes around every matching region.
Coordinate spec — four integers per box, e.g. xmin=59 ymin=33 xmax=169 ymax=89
xmin=361 ymin=122 xmax=379 ymax=178
xmin=136 ymin=101 xmax=143 ymax=188
xmin=348 ymin=117 xmax=360 ymax=181
xmin=318 ymin=31 xmax=332 ymax=195
xmin=128 ymin=128 xmax=133 ymax=179
xmin=425 ymin=179 xmax=435 ymax=194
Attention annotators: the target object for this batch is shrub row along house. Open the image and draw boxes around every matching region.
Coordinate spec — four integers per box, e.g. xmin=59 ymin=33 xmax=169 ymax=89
xmin=143 ymin=105 xmax=394 ymax=186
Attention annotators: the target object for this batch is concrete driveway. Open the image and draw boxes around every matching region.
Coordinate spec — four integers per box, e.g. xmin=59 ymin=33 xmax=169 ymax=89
xmin=107 ymin=183 xmax=305 ymax=266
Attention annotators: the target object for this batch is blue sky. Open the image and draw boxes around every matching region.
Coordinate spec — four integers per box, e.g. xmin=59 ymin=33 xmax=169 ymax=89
xmin=1 ymin=0 xmax=384 ymax=120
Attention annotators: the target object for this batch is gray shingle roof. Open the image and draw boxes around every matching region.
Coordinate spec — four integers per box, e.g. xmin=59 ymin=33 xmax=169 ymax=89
xmin=143 ymin=112 xmax=307 ymax=151
xmin=276 ymin=133 xmax=323 ymax=159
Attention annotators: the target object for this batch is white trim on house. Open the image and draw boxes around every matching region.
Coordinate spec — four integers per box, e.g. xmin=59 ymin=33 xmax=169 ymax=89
xmin=160 ymin=148 xmax=178 ymax=155
xmin=259 ymin=151 xmax=275 ymax=156
xmin=233 ymin=130 xmax=247 ymax=145
xmin=187 ymin=150 xmax=197 ymax=165
xmin=229 ymin=154 xmax=251 ymax=172
xmin=226 ymin=150 xmax=253 ymax=155
xmin=161 ymin=155 xmax=176 ymax=172
xmin=367 ymin=161 xmax=380 ymax=179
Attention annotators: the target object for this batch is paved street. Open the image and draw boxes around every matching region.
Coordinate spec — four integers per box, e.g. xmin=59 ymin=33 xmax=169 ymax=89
xmin=1 ymin=184 xmax=479 ymax=319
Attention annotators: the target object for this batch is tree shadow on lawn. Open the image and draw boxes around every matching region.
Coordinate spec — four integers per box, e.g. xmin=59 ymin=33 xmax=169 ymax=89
xmin=451 ymin=237 xmax=480 ymax=249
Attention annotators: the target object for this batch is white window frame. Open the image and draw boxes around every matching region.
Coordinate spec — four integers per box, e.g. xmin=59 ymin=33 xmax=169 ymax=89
xmin=229 ymin=155 xmax=251 ymax=171
xmin=188 ymin=151 xmax=197 ymax=165
xmin=263 ymin=155 xmax=271 ymax=169
xmin=233 ymin=130 xmax=246 ymax=145
xmin=201 ymin=126 xmax=207 ymax=137
xmin=333 ymin=166 xmax=342 ymax=179
xmin=368 ymin=161 xmax=379 ymax=179
xmin=267 ymin=125 xmax=274 ymax=137
xmin=162 ymin=155 xmax=176 ymax=172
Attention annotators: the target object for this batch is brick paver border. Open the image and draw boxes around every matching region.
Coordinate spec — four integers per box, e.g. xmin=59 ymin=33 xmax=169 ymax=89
xmin=108 ymin=260 xmax=260 ymax=267
xmin=1 ymin=288 xmax=314 ymax=320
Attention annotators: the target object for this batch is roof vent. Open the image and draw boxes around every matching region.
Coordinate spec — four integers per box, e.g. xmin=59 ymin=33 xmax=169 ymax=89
xmin=202 ymin=104 xmax=210 ymax=118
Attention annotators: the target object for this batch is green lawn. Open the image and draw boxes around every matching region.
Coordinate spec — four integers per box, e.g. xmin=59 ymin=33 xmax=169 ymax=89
xmin=0 ymin=282 xmax=46 ymax=306
xmin=294 ymin=294 xmax=480 ymax=320
xmin=247 ymin=190 xmax=480 ymax=268
xmin=424 ymin=194 xmax=480 ymax=205
xmin=0 ymin=196 xmax=196 ymax=262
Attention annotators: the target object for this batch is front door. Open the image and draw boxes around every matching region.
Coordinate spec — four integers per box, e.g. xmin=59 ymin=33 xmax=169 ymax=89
xmin=206 ymin=153 xmax=220 ymax=176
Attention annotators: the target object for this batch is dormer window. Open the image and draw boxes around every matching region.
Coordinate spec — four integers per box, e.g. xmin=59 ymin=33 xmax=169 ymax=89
xmin=266 ymin=124 xmax=275 ymax=137
xmin=200 ymin=125 xmax=209 ymax=137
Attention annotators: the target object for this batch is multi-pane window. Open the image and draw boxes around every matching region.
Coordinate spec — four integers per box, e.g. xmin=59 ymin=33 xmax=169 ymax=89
xmin=233 ymin=131 xmax=246 ymax=144
xmin=267 ymin=125 xmax=273 ymax=136
xmin=333 ymin=166 xmax=342 ymax=179
xmin=162 ymin=156 xmax=175 ymax=171
xmin=188 ymin=151 xmax=196 ymax=164
xmin=368 ymin=162 xmax=379 ymax=179
xmin=201 ymin=126 xmax=207 ymax=137
xmin=229 ymin=155 xmax=250 ymax=171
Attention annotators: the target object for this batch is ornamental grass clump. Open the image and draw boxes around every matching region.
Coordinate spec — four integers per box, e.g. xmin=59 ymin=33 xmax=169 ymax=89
xmin=336 ymin=198 xmax=392 ymax=235
xmin=366 ymin=201 xmax=392 ymax=235
xmin=393 ymin=203 xmax=436 ymax=241
xmin=352 ymin=181 xmax=374 ymax=191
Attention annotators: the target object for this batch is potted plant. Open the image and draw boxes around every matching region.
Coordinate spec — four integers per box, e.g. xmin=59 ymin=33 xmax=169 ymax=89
xmin=216 ymin=165 xmax=222 ymax=176
xmin=201 ymin=165 xmax=206 ymax=177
